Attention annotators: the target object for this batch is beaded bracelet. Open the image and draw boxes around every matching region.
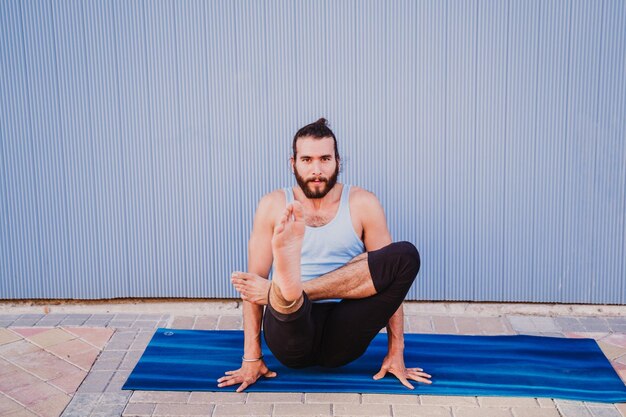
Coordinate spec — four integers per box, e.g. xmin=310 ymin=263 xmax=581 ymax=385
xmin=241 ymin=354 xmax=264 ymax=362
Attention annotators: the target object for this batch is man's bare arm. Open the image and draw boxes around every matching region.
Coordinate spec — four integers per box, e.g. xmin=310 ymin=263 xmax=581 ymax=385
xmin=218 ymin=193 xmax=278 ymax=391
xmin=354 ymin=188 xmax=431 ymax=387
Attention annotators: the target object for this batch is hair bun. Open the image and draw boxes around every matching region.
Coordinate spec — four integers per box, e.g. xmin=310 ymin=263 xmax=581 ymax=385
xmin=315 ymin=118 xmax=328 ymax=126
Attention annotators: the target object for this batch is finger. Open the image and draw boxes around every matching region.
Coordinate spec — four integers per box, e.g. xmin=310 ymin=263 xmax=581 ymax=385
xmin=407 ymin=367 xmax=423 ymax=372
xmin=390 ymin=370 xmax=414 ymax=390
xmin=407 ymin=370 xmax=432 ymax=379
xmin=372 ymin=367 xmax=388 ymax=380
xmin=264 ymin=370 xmax=277 ymax=378
xmin=408 ymin=374 xmax=433 ymax=384
xmin=217 ymin=371 xmax=236 ymax=382
xmin=236 ymin=380 xmax=250 ymax=393
xmin=217 ymin=376 xmax=240 ymax=387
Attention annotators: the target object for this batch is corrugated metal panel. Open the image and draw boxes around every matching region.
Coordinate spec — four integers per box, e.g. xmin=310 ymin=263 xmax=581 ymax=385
xmin=1 ymin=0 xmax=624 ymax=303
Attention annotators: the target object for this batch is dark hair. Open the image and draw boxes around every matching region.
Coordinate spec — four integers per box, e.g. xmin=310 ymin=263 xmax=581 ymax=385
xmin=292 ymin=118 xmax=340 ymax=161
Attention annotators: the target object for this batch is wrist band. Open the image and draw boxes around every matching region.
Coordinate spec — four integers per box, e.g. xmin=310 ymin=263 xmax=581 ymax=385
xmin=242 ymin=354 xmax=264 ymax=362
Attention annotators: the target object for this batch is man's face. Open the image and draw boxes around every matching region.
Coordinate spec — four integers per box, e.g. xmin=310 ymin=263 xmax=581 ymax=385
xmin=292 ymin=136 xmax=339 ymax=199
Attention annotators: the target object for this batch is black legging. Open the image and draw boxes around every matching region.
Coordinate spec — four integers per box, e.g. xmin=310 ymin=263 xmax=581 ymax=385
xmin=263 ymin=241 xmax=421 ymax=368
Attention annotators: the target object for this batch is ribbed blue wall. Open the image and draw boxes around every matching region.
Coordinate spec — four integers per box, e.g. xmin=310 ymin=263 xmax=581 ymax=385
xmin=1 ymin=0 xmax=624 ymax=303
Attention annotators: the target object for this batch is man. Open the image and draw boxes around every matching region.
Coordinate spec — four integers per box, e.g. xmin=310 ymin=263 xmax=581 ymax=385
xmin=218 ymin=118 xmax=431 ymax=392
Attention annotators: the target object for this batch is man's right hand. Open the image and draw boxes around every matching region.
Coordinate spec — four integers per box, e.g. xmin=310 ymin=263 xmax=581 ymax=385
xmin=217 ymin=360 xmax=277 ymax=392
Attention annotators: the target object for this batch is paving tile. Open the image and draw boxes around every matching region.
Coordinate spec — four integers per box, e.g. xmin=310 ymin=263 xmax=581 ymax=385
xmin=0 ymin=329 xmax=22 ymax=346
xmin=11 ymin=319 xmax=42 ymax=327
xmin=362 ymin=394 xmax=418 ymax=404
xmin=537 ymin=397 xmax=556 ymax=407
xmin=273 ymin=403 xmax=332 ymax=416
xmin=106 ymin=332 xmax=137 ymax=350
xmin=566 ymin=332 xmax=611 ymax=342
xmin=597 ymin=340 xmax=626 ymax=361
xmin=129 ymin=390 xmax=190 ymax=403
xmin=194 ymin=316 xmax=219 ymax=330
xmin=587 ymin=406 xmax=623 ymax=417
xmin=615 ymin=403 xmax=626 ymax=417
xmin=6 ymin=380 xmax=65 ymax=407
xmin=602 ymin=334 xmax=626 ymax=348
xmin=189 ymin=392 xmax=247 ymax=404
xmin=109 ymin=320 xmax=135 ymax=328
xmin=0 ymin=314 xmax=21 ymax=321
xmin=120 ymin=350 xmax=143 ymax=371
xmin=105 ymin=370 xmax=132 ymax=392
xmin=82 ymin=320 xmax=112 ymax=327
xmin=304 ymin=393 xmax=360 ymax=403
xmin=213 ymin=403 xmax=272 ymax=416
xmin=246 ymin=392 xmax=303 ymax=403
xmin=131 ymin=320 xmax=159 ymax=329
xmin=10 ymin=349 xmax=81 ymax=381
xmin=48 ymin=369 xmax=87 ymax=394
xmin=557 ymin=405 xmax=594 ymax=417
xmin=407 ymin=316 xmax=433 ymax=333
xmin=35 ymin=320 xmax=65 ymax=327
xmin=477 ymin=317 xmax=513 ymax=335
xmin=556 ymin=317 xmax=585 ymax=332
xmin=9 ymin=328 xmax=50 ymax=339
xmin=59 ymin=317 xmax=90 ymax=326
xmin=0 ymin=394 xmax=24 ymax=414
xmin=30 ymin=392 xmax=71 ymax=417
xmin=91 ymin=402 xmax=127 ymax=417
xmin=455 ymin=318 xmax=482 ymax=335
xmin=99 ymin=391 xmax=131 ymax=405
xmin=507 ymin=316 xmax=536 ymax=332
xmin=0 ymin=357 xmax=20 ymax=377
xmin=64 ymin=327 xmax=114 ymax=349
xmin=217 ymin=316 xmax=242 ymax=330
xmin=123 ymin=402 xmax=156 ymax=416
xmin=59 ymin=392 xmax=101 ymax=417
xmin=46 ymin=338 xmax=100 ymax=370
xmin=420 ymin=396 xmax=478 ymax=407
xmin=171 ymin=316 xmax=195 ymax=329
xmin=531 ymin=317 xmax=560 ymax=333
xmin=393 ymin=404 xmax=452 ymax=416
xmin=0 ymin=339 xmax=40 ymax=357
xmin=432 ymin=316 xmax=457 ymax=334
xmin=334 ymin=403 xmax=392 ymax=416
xmin=0 ymin=321 xmax=14 ymax=328
xmin=115 ymin=314 xmax=140 ymax=320
xmin=512 ymin=407 xmax=561 ymax=417
xmin=76 ymin=370 xmax=114 ymax=393
xmin=578 ymin=318 xmax=611 ymax=332
xmin=453 ymin=406 xmax=513 ymax=417
xmin=555 ymin=399 xmax=586 ymax=406
xmin=26 ymin=328 xmax=76 ymax=348
xmin=91 ymin=356 xmax=124 ymax=371
xmin=0 ymin=366 xmax=43 ymax=392
xmin=478 ymin=397 xmax=539 ymax=407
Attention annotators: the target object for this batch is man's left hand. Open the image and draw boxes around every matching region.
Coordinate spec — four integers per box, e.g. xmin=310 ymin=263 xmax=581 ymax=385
xmin=372 ymin=350 xmax=432 ymax=389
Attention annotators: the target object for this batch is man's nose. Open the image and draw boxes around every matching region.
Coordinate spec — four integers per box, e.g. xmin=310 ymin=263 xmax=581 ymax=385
xmin=311 ymin=161 xmax=322 ymax=175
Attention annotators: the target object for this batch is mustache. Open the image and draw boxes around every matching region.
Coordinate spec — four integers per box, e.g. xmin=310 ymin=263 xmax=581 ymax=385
xmin=307 ymin=177 xmax=328 ymax=183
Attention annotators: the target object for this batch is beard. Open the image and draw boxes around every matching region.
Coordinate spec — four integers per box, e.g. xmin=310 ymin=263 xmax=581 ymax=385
xmin=294 ymin=163 xmax=339 ymax=199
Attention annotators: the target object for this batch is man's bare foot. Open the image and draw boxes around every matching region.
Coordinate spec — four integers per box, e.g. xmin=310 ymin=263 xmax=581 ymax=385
xmin=271 ymin=201 xmax=305 ymax=302
xmin=231 ymin=272 xmax=270 ymax=305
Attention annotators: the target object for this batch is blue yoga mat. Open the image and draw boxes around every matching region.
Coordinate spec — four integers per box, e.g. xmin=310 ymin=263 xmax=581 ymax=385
xmin=122 ymin=328 xmax=626 ymax=403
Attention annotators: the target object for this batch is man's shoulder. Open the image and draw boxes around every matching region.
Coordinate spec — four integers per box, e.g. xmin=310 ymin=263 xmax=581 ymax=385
xmin=349 ymin=186 xmax=381 ymax=208
xmin=256 ymin=189 xmax=287 ymax=213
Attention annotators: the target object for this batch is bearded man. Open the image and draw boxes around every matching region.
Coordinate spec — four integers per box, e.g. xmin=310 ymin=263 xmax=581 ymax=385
xmin=218 ymin=118 xmax=431 ymax=392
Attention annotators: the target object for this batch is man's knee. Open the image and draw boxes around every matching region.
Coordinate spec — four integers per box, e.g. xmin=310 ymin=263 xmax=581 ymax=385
xmin=394 ymin=241 xmax=421 ymax=279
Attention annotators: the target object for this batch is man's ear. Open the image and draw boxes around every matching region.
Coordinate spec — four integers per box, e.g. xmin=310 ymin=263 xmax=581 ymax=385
xmin=290 ymin=156 xmax=295 ymax=173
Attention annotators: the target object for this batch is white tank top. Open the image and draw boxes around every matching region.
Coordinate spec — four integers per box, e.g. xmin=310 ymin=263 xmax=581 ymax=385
xmin=274 ymin=184 xmax=365 ymax=302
